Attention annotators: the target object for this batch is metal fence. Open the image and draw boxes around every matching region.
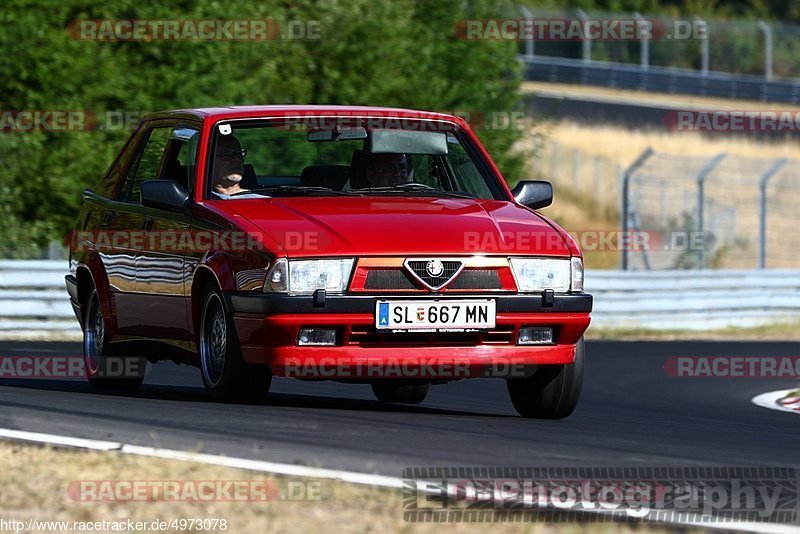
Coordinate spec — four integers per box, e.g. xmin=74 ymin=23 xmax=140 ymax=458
xmin=588 ymin=269 xmax=800 ymax=329
xmin=621 ymin=150 xmax=800 ymax=270
xmin=517 ymin=6 xmax=800 ymax=102
xmin=518 ymin=6 xmax=800 ymax=80
xmin=521 ymin=56 xmax=800 ymax=104
xmin=0 ymin=260 xmax=78 ymax=338
xmin=1 ymin=261 xmax=798 ymax=334
xmin=539 ymin=142 xmax=800 ymax=270
xmin=539 ymin=142 xmax=622 ymax=209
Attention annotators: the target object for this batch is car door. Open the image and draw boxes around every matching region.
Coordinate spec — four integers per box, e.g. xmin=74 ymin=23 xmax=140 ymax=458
xmin=135 ymin=126 xmax=200 ymax=340
xmin=108 ymin=122 xmax=175 ymax=333
xmin=78 ymin=126 xmax=145 ymax=336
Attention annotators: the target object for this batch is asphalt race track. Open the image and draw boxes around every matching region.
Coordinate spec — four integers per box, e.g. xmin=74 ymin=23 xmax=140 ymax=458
xmin=0 ymin=341 xmax=797 ymax=475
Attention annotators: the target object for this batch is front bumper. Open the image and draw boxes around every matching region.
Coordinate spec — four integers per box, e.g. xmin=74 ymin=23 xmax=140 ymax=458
xmin=229 ymin=292 xmax=592 ymax=378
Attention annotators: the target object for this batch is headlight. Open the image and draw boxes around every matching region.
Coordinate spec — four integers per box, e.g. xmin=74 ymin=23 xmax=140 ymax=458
xmin=264 ymin=258 xmax=355 ymax=294
xmin=509 ymin=257 xmax=572 ymax=293
xmin=570 ymin=257 xmax=584 ymax=293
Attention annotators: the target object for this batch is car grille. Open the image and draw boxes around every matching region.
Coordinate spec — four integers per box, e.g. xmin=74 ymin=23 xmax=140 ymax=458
xmin=447 ymin=269 xmax=501 ymax=290
xmin=363 ymin=269 xmax=502 ymax=291
xmin=364 ymin=270 xmax=417 ymax=290
xmin=406 ymin=260 xmax=462 ymax=288
xmin=347 ymin=325 xmax=515 ymax=346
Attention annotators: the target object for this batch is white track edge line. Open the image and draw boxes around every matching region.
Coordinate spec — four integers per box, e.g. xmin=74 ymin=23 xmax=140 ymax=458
xmin=0 ymin=427 xmax=403 ymax=488
xmin=0 ymin=427 xmax=796 ymax=533
xmin=0 ymin=428 xmax=122 ymax=451
xmin=119 ymin=444 xmax=403 ymax=488
xmin=751 ymin=389 xmax=799 ymax=415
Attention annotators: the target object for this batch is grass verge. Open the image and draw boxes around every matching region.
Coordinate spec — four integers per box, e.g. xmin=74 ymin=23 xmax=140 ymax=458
xmin=544 ymin=121 xmax=800 ymax=166
xmin=0 ymin=441 xmax=690 ymax=533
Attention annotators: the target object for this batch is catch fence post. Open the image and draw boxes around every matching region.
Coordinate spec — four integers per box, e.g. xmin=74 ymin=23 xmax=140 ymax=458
xmin=758 ymin=158 xmax=787 ymax=269
xmin=621 ymin=148 xmax=655 ymax=270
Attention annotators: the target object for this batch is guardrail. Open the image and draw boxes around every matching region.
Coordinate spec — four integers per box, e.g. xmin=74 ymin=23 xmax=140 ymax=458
xmin=1 ymin=261 xmax=798 ymax=336
xmin=588 ymin=269 xmax=800 ymax=329
xmin=0 ymin=260 xmax=77 ymax=337
xmin=521 ymin=55 xmax=800 ymax=104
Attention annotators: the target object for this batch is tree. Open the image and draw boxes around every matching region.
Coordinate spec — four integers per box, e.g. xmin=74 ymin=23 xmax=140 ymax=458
xmin=0 ymin=0 xmax=525 ymax=254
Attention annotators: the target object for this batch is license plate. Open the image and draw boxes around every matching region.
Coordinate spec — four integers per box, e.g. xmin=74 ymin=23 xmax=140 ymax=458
xmin=375 ymin=300 xmax=496 ymax=331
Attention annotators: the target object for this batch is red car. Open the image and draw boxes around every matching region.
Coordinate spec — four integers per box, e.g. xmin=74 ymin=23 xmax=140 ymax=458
xmin=65 ymin=105 xmax=591 ymax=419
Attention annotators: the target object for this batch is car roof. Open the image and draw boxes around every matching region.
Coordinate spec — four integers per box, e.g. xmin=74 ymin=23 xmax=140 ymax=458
xmin=145 ymin=105 xmax=461 ymax=123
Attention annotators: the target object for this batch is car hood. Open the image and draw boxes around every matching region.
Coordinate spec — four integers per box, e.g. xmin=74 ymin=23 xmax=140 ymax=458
xmin=212 ymin=196 xmax=570 ymax=257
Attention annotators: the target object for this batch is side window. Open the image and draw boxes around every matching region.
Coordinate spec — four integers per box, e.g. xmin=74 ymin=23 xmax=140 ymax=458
xmin=90 ymin=128 xmax=144 ymax=199
xmin=117 ymin=126 xmax=172 ymax=203
xmin=159 ymin=127 xmax=200 ymax=192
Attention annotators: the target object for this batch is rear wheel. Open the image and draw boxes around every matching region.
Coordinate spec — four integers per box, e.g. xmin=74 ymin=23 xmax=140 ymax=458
xmin=371 ymin=381 xmax=430 ymax=405
xmin=199 ymin=287 xmax=271 ymax=403
xmin=83 ymin=288 xmax=145 ymax=390
xmin=506 ymin=337 xmax=585 ymax=419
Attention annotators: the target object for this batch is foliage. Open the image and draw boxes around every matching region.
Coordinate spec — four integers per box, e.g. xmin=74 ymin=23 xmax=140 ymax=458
xmin=0 ymin=0 xmax=524 ymax=254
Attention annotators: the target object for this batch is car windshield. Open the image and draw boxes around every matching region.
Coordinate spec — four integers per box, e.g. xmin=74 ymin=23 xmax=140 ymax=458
xmin=206 ymin=117 xmax=506 ymax=200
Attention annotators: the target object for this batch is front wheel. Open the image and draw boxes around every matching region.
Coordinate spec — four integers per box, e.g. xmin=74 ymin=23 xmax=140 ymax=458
xmin=199 ymin=287 xmax=271 ymax=403
xmin=506 ymin=337 xmax=585 ymax=419
xmin=83 ymin=289 xmax=145 ymax=390
xmin=371 ymin=381 xmax=430 ymax=405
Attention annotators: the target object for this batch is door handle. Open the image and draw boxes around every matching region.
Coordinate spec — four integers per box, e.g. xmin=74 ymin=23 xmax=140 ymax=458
xmin=100 ymin=211 xmax=113 ymax=227
xmin=142 ymin=218 xmax=154 ymax=231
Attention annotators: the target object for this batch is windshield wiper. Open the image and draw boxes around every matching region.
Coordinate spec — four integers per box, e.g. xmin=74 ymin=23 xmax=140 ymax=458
xmin=357 ymin=183 xmax=475 ymax=199
xmin=233 ymin=185 xmax=360 ymax=197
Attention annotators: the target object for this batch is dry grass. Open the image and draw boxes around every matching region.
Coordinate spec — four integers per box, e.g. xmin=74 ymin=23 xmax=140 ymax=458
xmin=538 ymin=189 xmax=622 ymax=270
xmin=531 ymin=121 xmax=800 ymax=270
xmin=546 ymin=122 xmax=800 ymax=166
xmin=512 ymin=84 xmax=800 ymax=269
xmin=0 ymin=441 xmax=686 ymax=533
xmin=520 ymin=80 xmax=800 ymax=169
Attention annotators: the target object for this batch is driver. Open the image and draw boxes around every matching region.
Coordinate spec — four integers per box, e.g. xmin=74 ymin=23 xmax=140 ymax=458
xmin=212 ymin=135 xmax=249 ymax=197
xmin=363 ymin=153 xmax=414 ymax=187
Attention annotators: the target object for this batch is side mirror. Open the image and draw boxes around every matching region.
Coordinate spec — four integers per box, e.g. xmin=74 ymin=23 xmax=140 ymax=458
xmin=141 ymin=180 xmax=191 ymax=213
xmin=511 ymin=180 xmax=553 ymax=210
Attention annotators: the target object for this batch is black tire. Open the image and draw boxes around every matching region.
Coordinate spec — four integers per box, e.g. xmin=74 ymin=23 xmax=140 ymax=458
xmin=199 ymin=286 xmax=271 ymax=403
xmin=371 ymin=381 xmax=430 ymax=405
xmin=506 ymin=337 xmax=585 ymax=419
xmin=83 ymin=288 xmax=145 ymax=390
